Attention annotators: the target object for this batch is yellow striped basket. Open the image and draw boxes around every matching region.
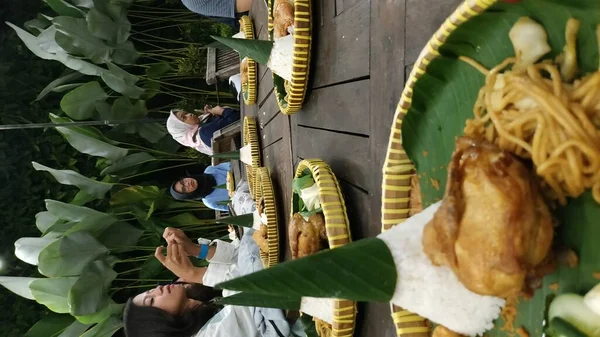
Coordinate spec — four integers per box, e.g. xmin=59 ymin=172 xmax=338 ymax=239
xmin=380 ymin=0 xmax=498 ymax=336
xmin=292 ymin=159 xmax=356 ymax=337
xmin=243 ymin=116 xmax=261 ymax=199
xmin=240 ymin=16 xmax=257 ymax=105
xmin=253 ymin=167 xmax=280 ymax=268
xmin=268 ymin=0 xmax=312 ymax=115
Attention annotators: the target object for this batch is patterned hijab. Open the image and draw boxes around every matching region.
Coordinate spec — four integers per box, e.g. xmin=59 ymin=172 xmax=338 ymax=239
xmin=166 ymin=109 xmax=214 ymax=155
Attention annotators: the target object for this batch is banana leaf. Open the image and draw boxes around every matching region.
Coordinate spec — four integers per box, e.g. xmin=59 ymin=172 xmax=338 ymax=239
xmin=45 ymin=0 xmax=85 ymax=18
xmin=397 ymin=1 xmax=600 ymax=336
xmin=215 ymin=214 xmax=253 ymax=228
xmin=60 ymin=81 xmax=108 ymax=120
xmin=36 ymin=71 xmax=83 ymax=101
xmin=68 ymin=260 xmax=116 ymax=316
xmin=211 ymin=36 xmax=273 ymax=65
xmin=56 ymin=126 xmax=128 ymax=162
xmin=0 ymin=276 xmax=38 ymax=300
xmin=38 ymin=231 xmax=109 ymax=277
xmin=33 ymin=162 xmax=114 ymax=199
xmin=211 ymin=150 xmax=240 ymax=160
xmin=24 ymin=314 xmax=74 ymax=337
xmin=79 ymin=316 xmax=122 ymax=337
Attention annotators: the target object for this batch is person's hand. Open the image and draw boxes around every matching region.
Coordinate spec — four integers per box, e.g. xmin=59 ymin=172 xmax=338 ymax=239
xmin=155 ymin=243 xmax=202 ymax=282
xmin=163 ymin=227 xmax=199 ymax=257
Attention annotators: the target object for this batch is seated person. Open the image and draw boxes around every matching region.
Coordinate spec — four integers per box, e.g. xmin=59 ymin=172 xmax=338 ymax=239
xmin=180 ymin=0 xmax=253 ymax=19
xmin=170 ymin=162 xmax=231 ymax=212
xmin=124 ymin=226 xmax=294 ymax=337
xmin=167 ymin=106 xmax=240 ymax=156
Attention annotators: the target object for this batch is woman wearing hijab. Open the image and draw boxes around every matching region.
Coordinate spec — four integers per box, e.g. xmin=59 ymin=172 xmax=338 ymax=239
xmin=170 ymin=162 xmax=231 ymax=212
xmin=166 ymin=106 xmax=240 ymax=156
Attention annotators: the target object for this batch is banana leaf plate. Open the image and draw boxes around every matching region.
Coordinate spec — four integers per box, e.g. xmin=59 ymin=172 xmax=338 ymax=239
xmin=239 ymin=16 xmax=257 ymax=105
xmin=291 ymin=159 xmax=357 ymax=337
xmin=243 ymin=116 xmax=261 ymax=199
xmin=268 ymin=0 xmax=312 ymax=115
xmin=253 ymin=167 xmax=280 ymax=268
xmin=380 ymin=0 xmax=600 ymax=336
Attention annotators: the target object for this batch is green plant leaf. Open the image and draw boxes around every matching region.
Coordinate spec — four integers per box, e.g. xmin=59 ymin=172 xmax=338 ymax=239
xmin=24 ymin=314 xmax=74 ymax=337
xmin=215 ymin=214 xmax=253 ymax=228
xmin=142 ymin=81 xmax=160 ymax=100
xmin=97 ymin=221 xmax=143 ymax=253
xmin=80 ymin=316 xmax=123 ymax=337
xmin=46 ymin=199 xmax=107 ymax=221
xmin=60 ymin=81 xmax=108 ymax=120
xmin=53 ymin=16 xmax=111 ymax=63
xmin=53 ymin=83 xmax=85 ymax=93
xmin=100 ymin=61 xmax=144 ymax=98
xmin=71 ymin=0 xmax=94 ymax=8
xmin=14 ymin=237 xmax=58 ymax=265
xmin=86 ymin=7 xmax=130 ymax=43
xmin=69 ymin=260 xmax=116 ymax=316
xmin=133 ymin=209 xmax=167 ymax=235
xmin=110 ymin=185 xmax=162 ymax=206
xmin=146 ymin=63 xmax=172 ymax=78
xmin=70 ymin=190 xmax=97 ymax=206
xmin=93 ymin=0 xmax=127 ymax=21
xmin=49 ymin=113 xmax=107 ymax=141
xmin=214 ymin=292 xmax=301 ymax=309
xmin=56 ymin=126 xmax=128 ymax=161
xmin=75 ymin=299 xmax=123 ymax=324
xmin=63 ymin=214 xmax=119 ymax=237
xmin=110 ymin=96 xmax=147 ymax=120
xmin=25 ymin=17 xmax=52 ymax=35
xmin=211 ymin=35 xmax=273 ymax=65
xmin=110 ymin=41 xmax=139 ymax=65
xmin=298 ymin=314 xmax=319 ymax=337
xmin=29 ymin=277 xmax=78 ymax=313
xmin=292 ymin=175 xmax=315 ymax=195
xmin=6 ymin=22 xmax=105 ymax=76
xmin=0 ymin=276 xmax=38 ymax=300
xmin=137 ymin=123 xmax=167 ymax=144
xmin=217 ymin=237 xmax=396 ymax=302
xmin=45 ymin=0 xmax=85 ymax=18
xmin=37 ymin=71 xmax=82 ymax=101
xmin=139 ymin=255 xmax=164 ymax=279
xmin=166 ymin=212 xmax=215 ymax=226
xmin=101 ymin=152 xmax=155 ymax=176
xmin=33 ymin=162 xmax=114 ymax=199
xmin=36 ymin=211 xmax=62 ymax=233
xmin=38 ymin=231 xmax=109 ymax=277
xmin=37 ymin=26 xmax=66 ymax=54
xmin=56 ymin=320 xmax=93 ymax=337
xmin=210 ymin=150 xmax=240 ymax=160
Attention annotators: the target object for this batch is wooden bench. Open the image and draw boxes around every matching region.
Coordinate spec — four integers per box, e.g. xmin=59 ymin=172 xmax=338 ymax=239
xmin=211 ymin=120 xmax=242 ymax=166
xmin=205 ymin=47 xmax=240 ymax=85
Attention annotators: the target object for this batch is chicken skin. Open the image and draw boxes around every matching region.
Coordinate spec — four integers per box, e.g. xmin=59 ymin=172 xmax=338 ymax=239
xmin=289 ymin=212 xmax=327 ymax=259
xmin=423 ymin=137 xmax=554 ymax=298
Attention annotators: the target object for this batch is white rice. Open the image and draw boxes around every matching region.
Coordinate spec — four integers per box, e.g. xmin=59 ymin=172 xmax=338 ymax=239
xmin=267 ymin=34 xmax=294 ymax=82
xmin=377 ymin=202 xmax=505 ymax=336
xmin=232 ymin=31 xmax=246 ymax=39
xmin=300 ymin=297 xmax=335 ymax=325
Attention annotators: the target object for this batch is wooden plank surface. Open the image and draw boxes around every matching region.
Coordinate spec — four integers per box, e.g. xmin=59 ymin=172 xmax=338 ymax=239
xmin=296 ymin=79 xmax=370 ymax=135
xmin=312 ymin=0 xmax=370 ymax=88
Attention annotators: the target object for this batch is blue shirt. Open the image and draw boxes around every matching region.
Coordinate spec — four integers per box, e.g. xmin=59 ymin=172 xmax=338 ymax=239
xmin=202 ymin=162 xmax=231 ymax=211
xmin=181 ymin=0 xmax=236 ymax=18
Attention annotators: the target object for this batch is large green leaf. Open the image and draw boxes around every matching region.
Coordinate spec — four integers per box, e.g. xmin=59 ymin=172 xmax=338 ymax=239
xmin=25 ymin=16 xmax=52 ymax=35
xmin=75 ymin=300 xmax=122 ymax=324
xmin=24 ymin=314 xmax=74 ymax=337
xmin=100 ymin=61 xmax=144 ymax=98
xmin=49 ymin=113 xmax=107 ymax=141
xmin=33 ymin=162 xmax=114 ymax=199
xmin=110 ymin=185 xmax=162 ymax=206
xmin=36 ymin=71 xmax=83 ymax=101
xmin=139 ymin=255 xmax=164 ymax=280
xmin=38 ymin=231 xmax=109 ymax=277
xmin=56 ymin=126 xmax=128 ymax=161
xmin=399 ymin=1 xmax=600 ymax=336
xmin=101 ymin=152 xmax=155 ymax=176
xmin=14 ymin=237 xmax=58 ymax=266
xmin=166 ymin=212 xmax=215 ymax=226
xmin=69 ymin=260 xmax=116 ymax=316
xmin=63 ymin=214 xmax=119 ymax=237
xmin=146 ymin=63 xmax=172 ymax=78
xmin=45 ymin=0 xmax=85 ymax=17
xmin=110 ymin=41 xmax=139 ymax=65
xmin=53 ymin=16 xmax=110 ymax=63
xmin=53 ymin=83 xmax=85 ymax=92
xmin=218 ymin=238 xmax=396 ymax=301
xmin=80 ymin=316 xmax=122 ymax=337
xmin=86 ymin=7 xmax=130 ymax=44
xmin=211 ymin=36 xmax=273 ymax=65
xmin=29 ymin=277 xmax=78 ymax=313
xmin=46 ymin=199 xmax=106 ymax=221
xmin=60 ymin=81 xmax=108 ymax=120
xmin=93 ymin=0 xmax=127 ymax=21
xmin=137 ymin=123 xmax=167 ymax=144
xmin=0 ymin=276 xmax=37 ymax=300
xmin=110 ymin=96 xmax=147 ymax=120
xmin=56 ymin=320 xmax=93 ymax=337
xmin=37 ymin=26 xmax=66 ymax=54
xmin=215 ymin=292 xmax=301 ymax=309
xmin=36 ymin=211 xmax=62 ymax=233
xmin=6 ymin=22 xmax=105 ymax=76
xmin=97 ymin=221 xmax=143 ymax=253
xmin=71 ymin=0 xmax=94 ymax=8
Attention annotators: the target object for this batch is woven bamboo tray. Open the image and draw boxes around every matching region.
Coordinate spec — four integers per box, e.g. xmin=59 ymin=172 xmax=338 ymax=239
xmin=252 ymin=167 xmax=280 ymax=268
xmin=292 ymin=159 xmax=356 ymax=337
xmin=268 ymin=0 xmax=312 ymax=115
xmin=239 ymin=16 xmax=257 ymax=105
xmin=243 ymin=116 xmax=261 ymax=199
xmin=380 ymin=0 xmax=500 ymax=336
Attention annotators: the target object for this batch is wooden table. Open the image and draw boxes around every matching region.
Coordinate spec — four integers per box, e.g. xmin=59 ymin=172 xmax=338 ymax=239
xmin=241 ymin=1 xmax=462 ymax=336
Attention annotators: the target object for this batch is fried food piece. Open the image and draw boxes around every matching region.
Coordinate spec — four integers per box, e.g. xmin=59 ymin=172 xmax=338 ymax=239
xmin=314 ymin=318 xmax=332 ymax=337
xmin=432 ymin=325 xmax=465 ymax=337
xmin=289 ymin=213 xmax=327 ymax=259
xmin=241 ymin=58 xmax=249 ymax=86
xmin=423 ymin=137 xmax=554 ymax=298
xmin=252 ymin=224 xmax=269 ymax=253
xmin=273 ymin=0 xmax=294 ymax=39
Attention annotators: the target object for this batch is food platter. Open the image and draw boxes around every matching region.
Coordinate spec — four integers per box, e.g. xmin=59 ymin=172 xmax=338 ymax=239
xmin=239 ymin=16 xmax=257 ymax=105
xmin=243 ymin=116 xmax=261 ymax=199
xmin=290 ymin=159 xmax=356 ymax=337
xmin=381 ymin=0 xmax=600 ymax=336
xmin=252 ymin=167 xmax=280 ymax=268
xmin=268 ymin=0 xmax=312 ymax=115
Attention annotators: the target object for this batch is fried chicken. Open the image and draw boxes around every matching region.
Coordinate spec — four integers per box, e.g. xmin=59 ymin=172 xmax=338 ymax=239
xmin=241 ymin=58 xmax=249 ymax=86
xmin=252 ymin=224 xmax=269 ymax=253
xmin=273 ymin=0 xmax=294 ymax=39
xmin=423 ymin=137 xmax=554 ymax=298
xmin=289 ymin=212 xmax=328 ymax=259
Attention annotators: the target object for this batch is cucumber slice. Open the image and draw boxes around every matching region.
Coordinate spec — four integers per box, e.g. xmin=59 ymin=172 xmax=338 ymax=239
xmin=548 ymin=317 xmax=588 ymax=337
xmin=549 ymin=294 xmax=600 ymax=337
